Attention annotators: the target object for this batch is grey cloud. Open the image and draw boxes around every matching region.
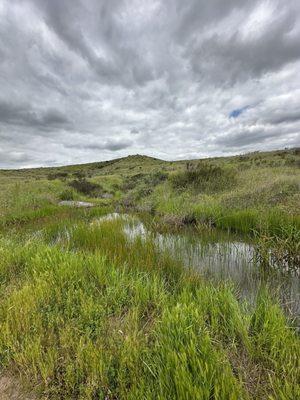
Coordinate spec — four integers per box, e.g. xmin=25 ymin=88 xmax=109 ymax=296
xmin=0 ymin=100 xmax=70 ymax=131
xmin=266 ymin=111 xmax=300 ymax=125
xmin=214 ymin=127 xmax=281 ymax=148
xmin=174 ymin=0 xmax=259 ymax=42
xmin=103 ymin=139 xmax=132 ymax=151
xmin=188 ymin=4 xmax=300 ymax=84
xmin=0 ymin=0 xmax=300 ymax=167
xmin=26 ymin=0 xmax=156 ymax=87
xmin=0 ymin=150 xmax=31 ymax=167
xmin=66 ymin=138 xmax=132 ymax=152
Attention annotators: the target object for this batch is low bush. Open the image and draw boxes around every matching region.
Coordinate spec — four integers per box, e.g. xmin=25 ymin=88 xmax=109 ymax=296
xmin=134 ymin=185 xmax=153 ymax=200
xmin=170 ymin=163 xmax=237 ymax=193
xmin=122 ymin=173 xmax=146 ymax=191
xmin=122 ymin=171 xmax=168 ymax=193
xmin=147 ymin=171 xmax=168 ymax=185
xmin=47 ymin=172 xmax=68 ymax=180
xmin=68 ymin=178 xmax=102 ymax=197
xmin=72 ymin=171 xmax=86 ymax=179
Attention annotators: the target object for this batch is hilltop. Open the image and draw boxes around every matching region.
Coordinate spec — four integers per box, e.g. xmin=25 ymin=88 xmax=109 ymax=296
xmin=1 ymin=148 xmax=299 ymax=176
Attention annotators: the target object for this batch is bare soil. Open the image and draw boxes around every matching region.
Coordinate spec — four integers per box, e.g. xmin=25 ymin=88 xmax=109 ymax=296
xmin=0 ymin=375 xmax=36 ymax=400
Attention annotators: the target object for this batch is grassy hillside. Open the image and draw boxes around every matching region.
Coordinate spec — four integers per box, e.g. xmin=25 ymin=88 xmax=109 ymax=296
xmin=0 ymin=149 xmax=299 ymax=399
xmin=1 ymin=149 xmax=299 ymax=234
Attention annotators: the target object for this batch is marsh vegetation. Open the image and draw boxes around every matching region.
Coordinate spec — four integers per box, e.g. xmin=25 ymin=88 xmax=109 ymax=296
xmin=0 ymin=149 xmax=299 ymax=399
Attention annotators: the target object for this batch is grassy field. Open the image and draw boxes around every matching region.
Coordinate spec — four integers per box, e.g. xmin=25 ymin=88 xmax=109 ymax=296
xmin=0 ymin=149 xmax=299 ymax=399
xmin=1 ymin=149 xmax=299 ymax=234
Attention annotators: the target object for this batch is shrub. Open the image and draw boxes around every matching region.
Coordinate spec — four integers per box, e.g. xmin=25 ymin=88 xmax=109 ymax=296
xmin=284 ymin=154 xmax=300 ymax=168
xmin=72 ymin=171 xmax=86 ymax=179
xmin=133 ymin=185 xmax=153 ymax=200
xmin=59 ymin=189 xmax=75 ymax=201
xmin=147 ymin=171 xmax=168 ymax=185
xmin=122 ymin=171 xmax=168 ymax=193
xmin=170 ymin=163 xmax=237 ymax=193
xmin=122 ymin=173 xmax=146 ymax=191
xmin=68 ymin=178 xmax=102 ymax=197
xmin=47 ymin=172 xmax=68 ymax=180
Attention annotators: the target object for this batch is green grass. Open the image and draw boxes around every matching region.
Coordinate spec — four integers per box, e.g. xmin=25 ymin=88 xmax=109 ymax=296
xmin=1 ymin=149 xmax=299 ymax=237
xmin=0 ymin=220 xmax=299 ymax=399
xmin=170 ymin=162 xmax=237 ymax=193
xmin=0 ymin=148 xmax=299 ymax=398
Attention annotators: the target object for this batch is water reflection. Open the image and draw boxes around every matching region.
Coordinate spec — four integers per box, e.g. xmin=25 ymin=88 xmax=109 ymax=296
xmin=96 ymin=213 xmax=300 ymax=325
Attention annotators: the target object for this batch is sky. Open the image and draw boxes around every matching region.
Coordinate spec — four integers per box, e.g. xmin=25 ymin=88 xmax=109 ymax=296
xmin=0 ymin=0 xmax=300 ymax=168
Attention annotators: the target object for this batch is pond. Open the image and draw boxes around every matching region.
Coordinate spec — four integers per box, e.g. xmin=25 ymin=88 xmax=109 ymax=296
xmin=98 ymin=213 xmax=300 ymax=326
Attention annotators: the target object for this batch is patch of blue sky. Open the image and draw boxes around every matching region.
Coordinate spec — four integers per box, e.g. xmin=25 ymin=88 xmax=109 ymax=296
xmin=229 ymin=105 xmax=250 ymax=118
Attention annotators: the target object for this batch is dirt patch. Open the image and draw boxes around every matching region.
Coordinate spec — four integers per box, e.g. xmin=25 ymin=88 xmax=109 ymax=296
xmin=0 ymin=375 xmax=37 ymax=400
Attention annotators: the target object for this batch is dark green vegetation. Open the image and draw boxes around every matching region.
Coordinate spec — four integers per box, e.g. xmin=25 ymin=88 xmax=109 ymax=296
xmin=0 ymin=149 xmax=299 ymax=399
xmin=170 ymin=162 xmax=237 ymax=193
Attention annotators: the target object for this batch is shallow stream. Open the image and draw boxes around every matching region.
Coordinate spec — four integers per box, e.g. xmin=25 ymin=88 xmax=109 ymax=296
xmin=98 ymin=213 xmax=300 ymax=325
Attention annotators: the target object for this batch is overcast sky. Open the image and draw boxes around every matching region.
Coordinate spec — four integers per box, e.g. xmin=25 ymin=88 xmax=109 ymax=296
xmin=0 ymin=0 xmax=300 ymax=168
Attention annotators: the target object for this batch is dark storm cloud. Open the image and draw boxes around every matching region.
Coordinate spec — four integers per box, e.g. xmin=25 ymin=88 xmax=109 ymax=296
xmin=0 ymin=0 xmax=300 ymax=167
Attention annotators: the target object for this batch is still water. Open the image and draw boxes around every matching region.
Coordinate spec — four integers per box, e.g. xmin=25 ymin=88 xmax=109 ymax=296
xmin=98 ymin=213 xmax=300 ymax=325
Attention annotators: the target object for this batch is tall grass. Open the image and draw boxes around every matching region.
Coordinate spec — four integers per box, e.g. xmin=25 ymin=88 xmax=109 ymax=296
xmin=214 ymin=208 xmax=300 ymax=238
xmin=0 ymin=150 xmax=299 ymax=398
xmin=0 ymin=221 xmax=299 ymax=399
xmin=42 ymin=219 xmax=184 ymax=286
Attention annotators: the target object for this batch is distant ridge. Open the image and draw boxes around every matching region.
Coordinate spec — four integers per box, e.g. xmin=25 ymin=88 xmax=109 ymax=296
xmin=0 ymin=148 xmax=298 ymax=172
